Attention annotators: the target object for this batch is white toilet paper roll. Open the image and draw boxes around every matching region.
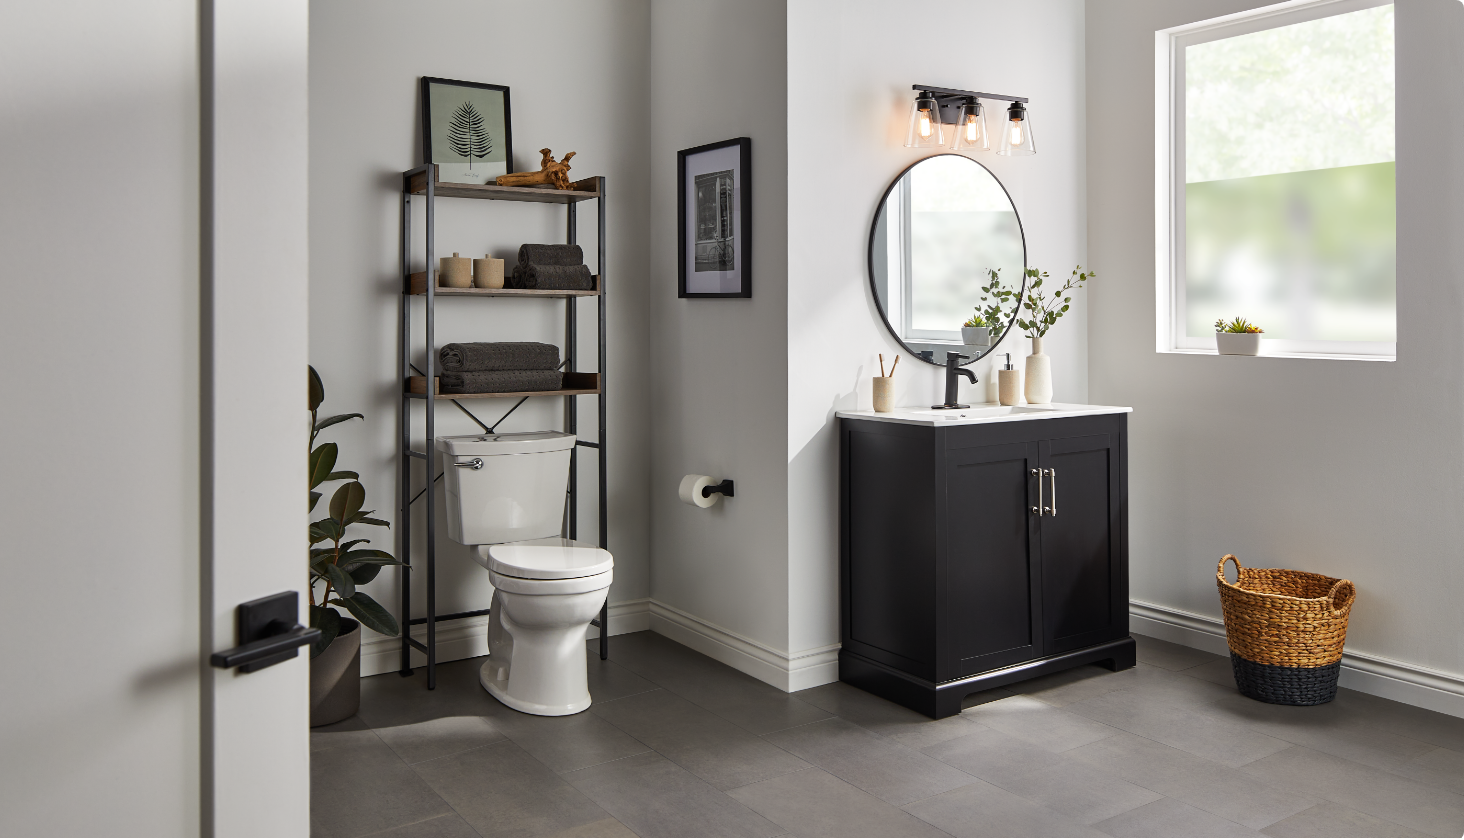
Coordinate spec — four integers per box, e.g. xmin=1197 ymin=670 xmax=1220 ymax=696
xmin=679 ymin=474 xmax=719 ymax=508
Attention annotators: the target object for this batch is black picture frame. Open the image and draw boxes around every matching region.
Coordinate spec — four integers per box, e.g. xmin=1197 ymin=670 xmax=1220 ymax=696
xmin=420 ymin=76 xmax=513 ymax=185
xmin=678 ymin=137 xmax=752 ymax=298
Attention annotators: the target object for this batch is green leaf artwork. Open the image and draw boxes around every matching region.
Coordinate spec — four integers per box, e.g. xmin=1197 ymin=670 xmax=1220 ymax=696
xmin=448 ymin=101 xmax=493 ymax=171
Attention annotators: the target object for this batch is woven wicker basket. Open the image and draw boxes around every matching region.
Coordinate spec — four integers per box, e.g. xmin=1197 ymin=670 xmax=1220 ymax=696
xmin=1216 ymin=554 xmax=1355 ymax=706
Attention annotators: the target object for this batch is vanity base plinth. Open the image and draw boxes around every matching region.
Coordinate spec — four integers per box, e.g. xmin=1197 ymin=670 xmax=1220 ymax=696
xmin=839 ymin=637 xmax=1137 ymax=719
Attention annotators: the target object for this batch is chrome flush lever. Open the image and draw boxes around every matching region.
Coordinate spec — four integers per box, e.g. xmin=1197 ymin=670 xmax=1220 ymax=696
xmin=1045 ymin=468 xmax=1057 ymax=516
xmin=455 ymin=458 xmax=484 ymax=470
xmin=1031 ymin=467 xmax=1042 ymax=516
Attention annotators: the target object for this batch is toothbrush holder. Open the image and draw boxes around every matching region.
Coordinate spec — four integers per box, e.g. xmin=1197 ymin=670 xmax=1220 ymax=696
xmin=872 ymin=376 xmax=894 ymax=412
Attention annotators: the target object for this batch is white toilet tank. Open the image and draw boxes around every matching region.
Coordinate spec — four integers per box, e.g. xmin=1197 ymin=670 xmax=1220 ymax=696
xmin=436 ymin=432 xmax=575 ymax=545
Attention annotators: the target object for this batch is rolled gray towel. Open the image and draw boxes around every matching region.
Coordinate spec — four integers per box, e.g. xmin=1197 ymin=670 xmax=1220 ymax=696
xmin=518 ymin=243 xmax=583 ymax=267
xmin=439 ymin=370 xmax=564 ymax=394
xmin=509 ymin=263 xmax=593 ymax=291
xmin=439 ymin=342 xmax=560 ymax=372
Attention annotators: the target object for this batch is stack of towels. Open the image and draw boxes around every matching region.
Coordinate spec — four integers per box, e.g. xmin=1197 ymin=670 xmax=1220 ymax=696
xmin=437 ymin=342 xmax=563 ymax=394
xmin=509 ymin=244 xmax=593 ymax=291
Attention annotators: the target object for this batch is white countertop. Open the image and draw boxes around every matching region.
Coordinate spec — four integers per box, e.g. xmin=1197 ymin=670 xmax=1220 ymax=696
xmin=836 ymin=402 xmax=1133 ymax=427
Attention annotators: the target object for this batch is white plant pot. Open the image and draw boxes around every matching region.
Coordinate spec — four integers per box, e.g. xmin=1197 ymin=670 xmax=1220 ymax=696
xmin=961 ymin=326 xmax=991 ymax=346
xmin=1216 ymin=332 xmax=1261 ymax=356
xmin=1025 ymin=336 xmax=1053 ymax=405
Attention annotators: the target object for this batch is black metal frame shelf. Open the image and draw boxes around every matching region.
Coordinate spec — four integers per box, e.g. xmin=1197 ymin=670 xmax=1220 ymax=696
xmin=398 ymin=164 xmax=608 ymax=690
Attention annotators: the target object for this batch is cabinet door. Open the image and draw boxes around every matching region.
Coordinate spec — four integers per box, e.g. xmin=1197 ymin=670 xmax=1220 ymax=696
xmin=1040 ymin=434 xmax=1125 ymax=654
xmin=943 ymin=441 xmax=1043 ymax=679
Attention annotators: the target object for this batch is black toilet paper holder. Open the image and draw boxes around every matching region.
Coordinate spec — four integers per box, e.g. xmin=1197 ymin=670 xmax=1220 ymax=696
xmin=702 ymin=479 xmax=735 ymax=499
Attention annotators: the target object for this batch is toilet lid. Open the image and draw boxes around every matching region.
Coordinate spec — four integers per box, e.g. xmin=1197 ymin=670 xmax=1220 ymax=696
xmin=482 ymin=538 xmax=614 ymax=580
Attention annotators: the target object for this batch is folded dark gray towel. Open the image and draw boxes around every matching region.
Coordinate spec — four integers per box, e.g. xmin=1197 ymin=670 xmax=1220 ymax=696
xmin=439 ymin=370 xmax=564 ymax=394
xmin=518 ymin=244 xmax=583 ymax=267
xmin=439 ymin=342 xmax=560 ymax=372
xmin=509 ymin=263 xmax=593 ymax=291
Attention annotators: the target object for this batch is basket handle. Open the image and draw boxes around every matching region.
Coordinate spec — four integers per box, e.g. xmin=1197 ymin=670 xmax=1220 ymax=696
xmin=1218 ymin=554 xmax=1243 ymax=583
xmin=1327 ymin=578 xmax=1356 ymax=614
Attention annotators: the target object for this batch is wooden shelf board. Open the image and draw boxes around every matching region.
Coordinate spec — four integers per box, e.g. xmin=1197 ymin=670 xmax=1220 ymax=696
xmin=407 ymin=168 xmax=600 ymax=204
xmin=409 ymin=388 xmax=601 ymax=400
xmin=407 ymin=272 xmax=599 ymax=297
xmin=408 ymin=372 xmax=598 ymax=399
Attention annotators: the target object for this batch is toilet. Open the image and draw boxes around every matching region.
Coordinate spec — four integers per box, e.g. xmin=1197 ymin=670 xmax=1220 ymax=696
xmin=436 ymin=431 xmax=613 ymax=716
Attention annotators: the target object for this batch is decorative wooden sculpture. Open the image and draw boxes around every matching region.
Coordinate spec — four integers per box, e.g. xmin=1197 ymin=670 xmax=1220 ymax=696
xmin=495 ymin=148 xmax=577 ymax=190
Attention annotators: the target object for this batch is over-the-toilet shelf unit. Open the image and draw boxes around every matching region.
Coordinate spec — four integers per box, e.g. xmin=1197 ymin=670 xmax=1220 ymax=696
xmin=398 ymin=165 xmax=608 ymax=690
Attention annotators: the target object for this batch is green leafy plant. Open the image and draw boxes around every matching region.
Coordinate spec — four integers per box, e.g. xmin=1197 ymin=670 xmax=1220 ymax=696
xmin=962 ymin=312 xmax=990 ymax=329
xmin=1016 ymin=266 xmax=1094 ymax=339
xmin=979 ymin=268 xmax=1017 ymax=335
xmin=308 ymin=366 xmax=404 ymax=657
xmin=1214 ymin=317 xmax=1264 ymax=334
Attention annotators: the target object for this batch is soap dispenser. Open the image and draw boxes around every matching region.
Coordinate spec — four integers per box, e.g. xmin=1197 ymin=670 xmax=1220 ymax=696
xmin=997 ymin=353 xmax=1021 ymax=406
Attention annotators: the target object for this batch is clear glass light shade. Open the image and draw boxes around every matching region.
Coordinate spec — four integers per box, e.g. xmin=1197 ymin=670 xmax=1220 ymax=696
xmin=904 ymin=95 xmax=945 ymax=148
xmin=949 ymin=101 xmax=989 ymax=152
xmin=996 ymin=103 xmax=1036 ymax=156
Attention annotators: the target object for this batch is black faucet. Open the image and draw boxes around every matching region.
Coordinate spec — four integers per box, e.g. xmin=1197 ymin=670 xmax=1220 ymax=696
xmin=933 ymin=352 xmax=976 ymax=409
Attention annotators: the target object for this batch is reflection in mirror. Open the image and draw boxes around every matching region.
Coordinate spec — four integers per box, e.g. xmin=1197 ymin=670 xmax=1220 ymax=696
xmin=869 ymin=154 xmax=1026 ymax=365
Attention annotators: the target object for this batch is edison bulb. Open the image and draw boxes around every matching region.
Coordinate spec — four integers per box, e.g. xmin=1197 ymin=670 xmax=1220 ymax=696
xmin=918 ymin=111 xmax=934 ymax=138
xmin=964 ymin=117 xmax=979 ymax=142
xmin=1008 ymin=120 xmax=1024 ymax=146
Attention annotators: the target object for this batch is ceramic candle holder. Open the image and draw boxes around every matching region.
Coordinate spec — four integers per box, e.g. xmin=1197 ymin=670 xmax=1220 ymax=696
xmin=440 ymin=252 xmax=472 ymax=288
xmin=872 ymin=376 xmax=894 ymax=412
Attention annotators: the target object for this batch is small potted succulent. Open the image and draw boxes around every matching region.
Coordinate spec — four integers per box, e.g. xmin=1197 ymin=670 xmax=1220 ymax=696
xmin=961 ymin=312 xmax=992 ymax=346
xmin=308 ymin=366 xmax=405 ymax=726
xmin=1215 ymin=317 xmax=1264 ymax=356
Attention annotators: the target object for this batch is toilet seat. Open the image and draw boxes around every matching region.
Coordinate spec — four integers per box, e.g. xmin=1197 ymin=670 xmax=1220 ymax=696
xmin=476 ymin=537 xmax=614 ymax=580
xmin=487 ymin=568 xmax=612 ymax=595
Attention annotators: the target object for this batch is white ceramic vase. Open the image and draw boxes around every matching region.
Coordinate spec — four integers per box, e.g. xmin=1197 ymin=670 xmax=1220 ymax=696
xmin=1025 ymin=335 xmax=1053 ymax=405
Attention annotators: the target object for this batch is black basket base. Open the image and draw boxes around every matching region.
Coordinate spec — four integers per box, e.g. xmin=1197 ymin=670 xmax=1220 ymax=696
xmin=1231 ymin=653 xmax=1341 ymax=706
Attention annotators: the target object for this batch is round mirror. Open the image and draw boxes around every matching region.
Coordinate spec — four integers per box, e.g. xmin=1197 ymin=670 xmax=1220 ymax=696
xmin=868 ymin=154 xmax=1027 ymax=366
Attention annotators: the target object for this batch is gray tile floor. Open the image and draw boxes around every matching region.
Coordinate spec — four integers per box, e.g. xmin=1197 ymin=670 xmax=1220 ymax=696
xmin=312 ymin=633 xmax=1464 ymax=837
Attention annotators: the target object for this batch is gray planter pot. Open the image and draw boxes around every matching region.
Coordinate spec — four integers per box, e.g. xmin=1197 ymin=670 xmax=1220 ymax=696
xmin=310 ymin=618 xmax=361 ymax=727
xmin=1216 ymin=332 xmax=1261 ymax=356
xmin=961 ymin=326 xmax=991 ymax=346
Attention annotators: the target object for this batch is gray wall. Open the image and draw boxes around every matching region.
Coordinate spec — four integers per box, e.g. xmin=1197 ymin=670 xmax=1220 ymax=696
xmin=0 ymin=1 xmax=202 ymax=833
xmin=1087 ymin=0 xmax=1464 ymax=705
xmin=309 ymin=0 xmax=653 ymax=664
xmin=647 ymin=0 xmax=792 ymax=655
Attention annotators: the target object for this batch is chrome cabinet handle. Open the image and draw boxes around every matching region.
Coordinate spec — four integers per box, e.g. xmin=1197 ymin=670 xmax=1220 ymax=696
xmin=1046 ymin=468 xmax=1057 ymax=516
xmin=1031 ymin=467 xmax=1042 ymax=516
xmin=455 ymin=458 xmax=484 ymax=470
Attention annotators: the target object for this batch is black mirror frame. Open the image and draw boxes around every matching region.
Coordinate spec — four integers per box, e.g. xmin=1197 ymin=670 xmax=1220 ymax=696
xmin=866 ymin=153 xmax=1029 ymax=367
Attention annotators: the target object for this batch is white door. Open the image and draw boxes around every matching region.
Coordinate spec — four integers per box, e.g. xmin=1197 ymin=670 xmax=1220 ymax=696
xmin=204 ymin=1 xmax=312 ymax=836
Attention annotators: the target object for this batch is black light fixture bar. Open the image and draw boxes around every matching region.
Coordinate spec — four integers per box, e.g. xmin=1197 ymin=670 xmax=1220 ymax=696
xmin=912 ymin=84 xmax=1028 ymax=105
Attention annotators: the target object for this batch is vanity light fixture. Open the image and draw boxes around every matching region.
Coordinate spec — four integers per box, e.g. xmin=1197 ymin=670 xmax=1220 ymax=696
xmin=904 ymin=90 xmax=945 ymax=148
xmin=905 ymin=85 xmax=1032 ymax=157
xmin=997 ymin=100 xmax=1036 ymax=157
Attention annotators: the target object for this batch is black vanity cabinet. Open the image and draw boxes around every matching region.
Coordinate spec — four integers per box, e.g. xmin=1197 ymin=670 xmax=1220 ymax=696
xmin=839 ymin=410 xmax=1136 ymax=718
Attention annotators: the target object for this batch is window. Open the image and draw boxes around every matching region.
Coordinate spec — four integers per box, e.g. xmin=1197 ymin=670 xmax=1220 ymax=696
xmin=1157 ymin=0 xmax=1395 ymax=359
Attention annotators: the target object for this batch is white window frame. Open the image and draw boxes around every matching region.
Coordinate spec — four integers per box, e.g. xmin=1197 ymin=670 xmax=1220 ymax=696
xmin=1154 ymin=0 xmax=1396 ymax=361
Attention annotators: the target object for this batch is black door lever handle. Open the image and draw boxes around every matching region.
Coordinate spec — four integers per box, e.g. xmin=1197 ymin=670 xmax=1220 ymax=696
xmin=210 ymin=591 xmax=320 ymax=672
xmin=211 ymin=624 xmax=321 ymax=669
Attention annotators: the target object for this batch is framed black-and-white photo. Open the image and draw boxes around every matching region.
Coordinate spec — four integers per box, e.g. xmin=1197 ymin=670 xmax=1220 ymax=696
xmin=421 ymin=77 xmax=513 ymax=185
xmin=678 ymin=137 xmax=751 ymax=298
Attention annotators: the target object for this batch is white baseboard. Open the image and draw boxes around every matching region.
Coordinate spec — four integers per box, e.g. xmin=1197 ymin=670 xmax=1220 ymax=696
xmin=648 ymin=600 xmax=840 ymax=693
xmin=359 ymin=598 xmax=651 ymax=677
xmin=1131 ymin=600 xmax=1464 ymax=719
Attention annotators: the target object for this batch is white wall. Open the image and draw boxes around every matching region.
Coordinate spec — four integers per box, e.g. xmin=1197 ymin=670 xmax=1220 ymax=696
xmin=309 ymin=0 xmax=653 ymax=671
xmin=784 ymin=0 xmax=1089 ymax=666
xmin=0 ymin=1 xmax=202 ymax=834
xmin=646 ymin=0 xmax=793 ymax=676
xmin=1087 ymin=0 xmax=1464 ymax=714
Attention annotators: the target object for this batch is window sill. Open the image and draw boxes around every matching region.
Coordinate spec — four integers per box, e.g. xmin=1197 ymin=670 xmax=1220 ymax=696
xmin=1160 ymin=347 xmax=1395 ymax=362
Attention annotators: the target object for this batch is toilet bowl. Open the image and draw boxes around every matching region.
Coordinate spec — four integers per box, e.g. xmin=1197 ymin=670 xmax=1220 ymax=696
xmin=477 ymin=539 xmax=613 ymax=715
xmin=435 ymin=432 xmax=614 ymax=716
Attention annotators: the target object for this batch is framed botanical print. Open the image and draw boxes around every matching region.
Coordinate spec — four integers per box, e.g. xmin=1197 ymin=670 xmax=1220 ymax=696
xmin=678 ymin=137 xmax=751 ymax=298
xmin=420 ymin=77 xmax=513 ymax=185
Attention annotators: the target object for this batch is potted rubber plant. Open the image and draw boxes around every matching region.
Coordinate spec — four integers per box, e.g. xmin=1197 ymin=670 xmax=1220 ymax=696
xmin=308 ymin=366 xmax=404 ymax=726
xmin=1215 ymin=317 xmax=1264 ymax=356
